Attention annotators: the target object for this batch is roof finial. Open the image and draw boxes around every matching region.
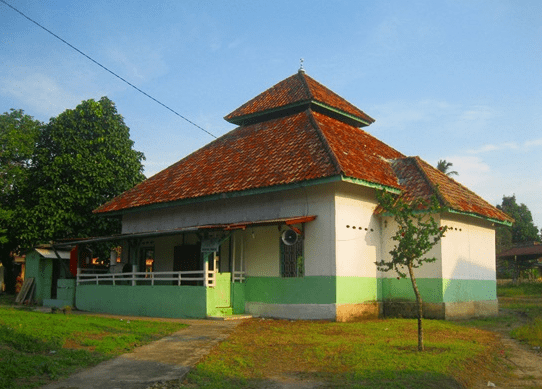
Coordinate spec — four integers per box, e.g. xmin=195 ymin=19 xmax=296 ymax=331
xmin=299 ymin=58 xmax=305 ymax=73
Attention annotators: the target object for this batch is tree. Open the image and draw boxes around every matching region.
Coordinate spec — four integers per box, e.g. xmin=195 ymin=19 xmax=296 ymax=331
xmin=496 ymin=195 xmax=540 ymax=281
xmin=17 ymin=97 xmax=145 ymax=251
xmin=376 ymin=191 xmax=448 ymax=351
xmin=496 ymin=195 xmax=540 ymax=248
xmin=436 ymin=160 xmax=458 ymax=176
xmin=0 ymin=109 xmax=42 ymax=293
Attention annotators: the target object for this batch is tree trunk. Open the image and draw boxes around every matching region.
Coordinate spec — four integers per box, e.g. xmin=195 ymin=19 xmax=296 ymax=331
xmin=0 ymin=247 xmax=16 ymax=294
xmin=408 ymin=262 xmax=424 ymax=351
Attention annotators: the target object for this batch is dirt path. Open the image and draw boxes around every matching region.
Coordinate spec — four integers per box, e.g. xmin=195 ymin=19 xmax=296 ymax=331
xmin=470 ymin=306 xmax=542 ymax=389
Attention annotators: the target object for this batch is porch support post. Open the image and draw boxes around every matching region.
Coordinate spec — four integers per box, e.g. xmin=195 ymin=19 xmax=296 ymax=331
xmin=231 ymin=235 xmax=236 ymax=281
xmin=204 ymin=254 xmax=209 ymax=287
xmin=128 ymin=238 xmax=140 ymax=286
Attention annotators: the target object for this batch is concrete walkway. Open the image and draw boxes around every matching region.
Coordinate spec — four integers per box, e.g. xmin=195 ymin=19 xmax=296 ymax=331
xmin=40 ymin=316 xmax=242 ymax=389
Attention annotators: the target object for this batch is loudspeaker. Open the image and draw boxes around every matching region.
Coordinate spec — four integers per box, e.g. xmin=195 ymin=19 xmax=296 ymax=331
xmin=281 ymin=229 xmax=299 ymax=245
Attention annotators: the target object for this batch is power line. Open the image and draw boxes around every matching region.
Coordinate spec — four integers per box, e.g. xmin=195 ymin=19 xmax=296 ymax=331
xmin=0 ymin=0 xmax=218 ymax=139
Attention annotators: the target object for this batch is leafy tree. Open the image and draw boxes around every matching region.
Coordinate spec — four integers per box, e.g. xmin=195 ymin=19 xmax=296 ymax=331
xmin=18 ymin=97 xmax=145 ymax=251
xmin=496 ymin=195 xmax=540 ymax=248
xmin=436 ymin=159 xmax=458 ymax=176
xmin=0 ymin=109 xmax=42 ymax=293
xmin=376 ymin=191 xmax=448 ymax=351
xmin=496 ymin=195 xmax=540 ymax=281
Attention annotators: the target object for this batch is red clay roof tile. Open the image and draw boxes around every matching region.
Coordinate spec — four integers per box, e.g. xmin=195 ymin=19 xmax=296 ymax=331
xmin=224 ymin=71 xmax=374 ymax=127
xmin=388 ymin=157 xmax=513 ymax=223
xmin=95 ymin=72 xmax=511 ymax=224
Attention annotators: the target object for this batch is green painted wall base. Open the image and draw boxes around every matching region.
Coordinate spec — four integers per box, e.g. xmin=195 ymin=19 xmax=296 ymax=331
xmin=382 ymin=299 xmax=498 ymax=320
xmin=76 ymin=285 xmax=207 ymax=318
xmin=232 ymin=283 xmax=245 ymax=314
xmin=43 ymin=299 xmax=73 ymax=309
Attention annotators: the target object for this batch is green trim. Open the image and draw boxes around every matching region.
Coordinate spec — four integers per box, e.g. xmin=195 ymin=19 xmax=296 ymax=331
xmin=340 ymin=176 xmax=401 ymax=194
xmin=99 ymin=176 xmax=344 ymax=216
xmin=226 ymin=100 xmax=372 ymax=128
xmin=447 ymin=208 xmax=512 ymax=227
xmin=226 ymin=100 xmax=311 ymax=125
xmin=311 ymin=101 xmax=372 ymax=127
xmin=100 ymin=174 xmax=403 ymax=217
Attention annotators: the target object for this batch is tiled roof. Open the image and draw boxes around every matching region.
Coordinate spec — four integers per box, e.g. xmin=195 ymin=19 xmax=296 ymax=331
xmin=389 ymin=157 xmax=513 ymax=223
xmin=94 ymin=110 xmax=402 ymax=214
xmin=224 ymin=71 xmax=374 ymax=127
xmin=95 ymin=72 xmax=512 ymax=224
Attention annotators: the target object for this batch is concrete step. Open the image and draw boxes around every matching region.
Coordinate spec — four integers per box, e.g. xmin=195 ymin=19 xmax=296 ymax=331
xmin=207 ymin=314 xmax=253 ymax=321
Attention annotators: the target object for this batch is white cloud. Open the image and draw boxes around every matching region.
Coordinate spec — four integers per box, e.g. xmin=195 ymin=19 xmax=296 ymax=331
xmin=447 ymin=155 xmax=491 ymax=187
xmin=0 ymin=72 xmax=82 ymax=118
xmin=467 ymin=138 xmax=542 ymax=154
xmin=370 ymin=99 xmax=457 ymax=131
xmin=467 ymin=142 xmax=519 ymax=154
xmin=105 ymin=40 xmax=168 ymax=82
xmin=525 ymin=138 xmax=542 ymax=148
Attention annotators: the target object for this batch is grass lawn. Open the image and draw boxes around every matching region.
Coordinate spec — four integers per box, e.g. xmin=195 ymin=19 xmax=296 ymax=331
xmin=2 ymin=282 xmax=541 ymax=389
xmin=0 ymin=295 xmax=187 ymax=389
xmin=183 ymin=283 xmax=542 ymax=389
xmin=182 ymin=318 xmax=499 ymax=389
xmin=497 ymin=282 xmax=542 ymax=348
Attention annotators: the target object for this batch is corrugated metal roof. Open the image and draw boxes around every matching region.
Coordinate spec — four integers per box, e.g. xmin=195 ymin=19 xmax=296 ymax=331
xmin=35 ymin=248 xmax=71 ymax=259
xmin=55 ymin=216 xmax=316 ymax=246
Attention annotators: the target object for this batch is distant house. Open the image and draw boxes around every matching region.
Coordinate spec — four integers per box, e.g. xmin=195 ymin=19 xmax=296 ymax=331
xmin=497 ymin=242 xmax=542 ymax=280
xmin=55 ymin=70 xmax=512 ymax=321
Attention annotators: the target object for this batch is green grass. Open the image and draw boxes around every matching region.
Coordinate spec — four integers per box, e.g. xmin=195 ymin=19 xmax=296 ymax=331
xmin=494 ymin=281 xmax=542 ymax=348
xmin=183 ymin=318 xmax=498 ymax=388
xmin=0 ymin=305 xmax=187 ymax=389
xmin=497 ymin=281 xmax=542 ymax=297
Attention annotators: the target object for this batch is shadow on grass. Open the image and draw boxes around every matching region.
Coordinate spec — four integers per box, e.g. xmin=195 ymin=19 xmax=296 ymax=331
xmin=184 ymin=369 xmax=465 ymax=389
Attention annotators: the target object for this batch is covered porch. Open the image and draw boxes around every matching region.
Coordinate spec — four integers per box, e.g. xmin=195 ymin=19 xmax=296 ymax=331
xmin=54 ymin=216 xmax=313 ymax=319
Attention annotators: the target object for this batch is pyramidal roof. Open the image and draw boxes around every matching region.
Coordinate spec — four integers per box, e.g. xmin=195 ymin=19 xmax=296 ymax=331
xmin=224 ymin=70 xmax=375 ymax=127
xmin=94 ymin=72 xmax=512 ymax=225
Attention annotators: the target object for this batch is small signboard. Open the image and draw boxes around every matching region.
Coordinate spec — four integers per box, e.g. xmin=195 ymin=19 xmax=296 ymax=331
xmin=201 ymin=237 xmax=221 ymax=253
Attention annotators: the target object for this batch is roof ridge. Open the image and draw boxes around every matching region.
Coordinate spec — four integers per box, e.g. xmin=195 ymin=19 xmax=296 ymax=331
xmin=410 ymin=156 xmax=451 ymax=208
xmin=306 ymin=110 xmax=344 ymax=175
xmin=298 ymin=70 xmax=314 ymax=100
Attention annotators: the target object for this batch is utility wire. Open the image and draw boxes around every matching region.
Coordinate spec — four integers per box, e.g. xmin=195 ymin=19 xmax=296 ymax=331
xmin=0 ymin=0 xmax=218 ymax=139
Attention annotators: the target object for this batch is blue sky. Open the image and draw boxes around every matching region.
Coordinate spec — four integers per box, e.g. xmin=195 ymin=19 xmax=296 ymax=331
xmin=1 ymin=0 xmax=541 ymax=228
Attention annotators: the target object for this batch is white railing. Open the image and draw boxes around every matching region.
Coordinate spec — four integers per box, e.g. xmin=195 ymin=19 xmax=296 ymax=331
xmin=232 ymin=270 xmax=245 ymax=283
xmin=77 ymin=270 xmax=216 ymax=287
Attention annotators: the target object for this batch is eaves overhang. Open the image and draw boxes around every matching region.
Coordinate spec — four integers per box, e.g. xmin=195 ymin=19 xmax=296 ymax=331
xmin=446 ymin=208 xmax=513 ymax=227
xmin=377 ymin=207 xmax=513 ymax=227
xmin=96 ymin=174 xmax=402 ymax=217
xmin=53 ymin=215 xmax=317 ymax=248
xmin=225 ymin=100 xmax=373 ymax=128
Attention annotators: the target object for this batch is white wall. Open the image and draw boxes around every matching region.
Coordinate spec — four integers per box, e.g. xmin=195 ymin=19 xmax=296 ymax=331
xmin=239 ymin=227 xmax=279 ymax=277
xmin=440 ymin=213 xmax=496 ymax=281
xmin=122 ymin=184 xmax=337 ymax=278
xmin=122 ymin=186 xmax=321 ymax=233
xmin=334 ymin=183 xmax=381 ymax=278
xmin=378 ymin=214 xmax=443 ymax=279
